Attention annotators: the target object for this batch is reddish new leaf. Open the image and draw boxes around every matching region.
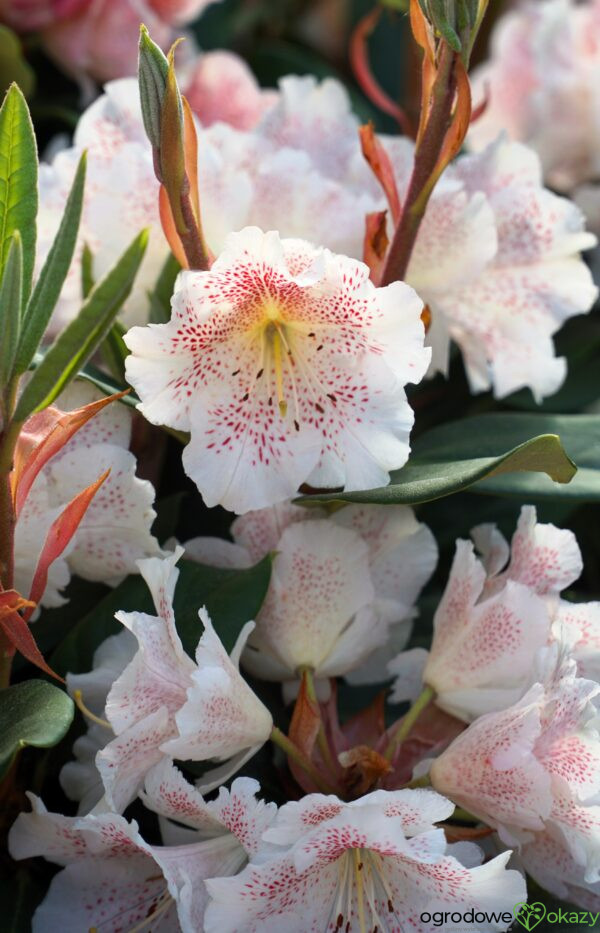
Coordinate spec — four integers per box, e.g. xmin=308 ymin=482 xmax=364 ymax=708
xmin=0 ymin=590 xmax=60 ymax=680
xmin=287 ymin=672 xmax=322 ymax=793
xmin=360 ymin=124 xmax=402 ymax=225
xmin=13 ymin=391 xmax=128 ymax=518
xmin=23 ymin=470 xmax=110 ymax=622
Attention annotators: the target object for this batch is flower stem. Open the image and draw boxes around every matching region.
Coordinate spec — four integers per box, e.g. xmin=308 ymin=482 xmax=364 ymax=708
xmin=380 ymin=42 xmax=458 ymax=286
xmin=270 ymin=726 xmax=337 ymax=795
xmin=384 ymin=684 xmax=435 ymax=761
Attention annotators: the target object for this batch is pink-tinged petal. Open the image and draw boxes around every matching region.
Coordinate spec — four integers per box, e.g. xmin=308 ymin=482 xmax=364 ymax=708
xmin=207 ymin=777 xmax=277 ymax=856
xmin=141 ymin=758 xmax=227 ymax=836
xmin=353 ymin=787 xmax=455 ymax=834
xmin=521 ymin=830 xmax=600 ymax=910
xmin=506 ymin=506 xmax=583 ymax=596
xmin=257 ymin=75 xmax=363 ymax=183
xmin=30 ymin=859 xmax=178 ymax=933
xmin=151 ymin=836 xmax=244 ymax=933
xmin=231 ymin=502 xmax=321 ymax=561
xmin=430 ymin=688 xmax=552 ymax=837
xmin=125 ymin=227 xmax=428 ymax=514
xmin=162 ymin=614 xmax=272 ymax=762
xmin=204 ymin=853 xmax=339 ymax=933
xmin=408 ymin=185 xmax=498 ymax=296
xmin=250 ymin=520 xmax=374 ymax=674
xmin=555 ymin=600 xmax=600 ymax=682
xmin=426 ymin=579 xmax=551 ymax=721
xmin=332 ymin=504 xmax=438 ymax=611
xmin=184 ymin=50 xmax=277 ymax=130
xmin=535 ymin=666 xmax=600 ymax=800
xmin=548 ymin=791 xmax=600 ymax=883
xmin=97 ymin=708 xmax=173 ymax=813
xmin=8 ymin=793 xmax=96 ymax=866
xmin=426 ymin=539 xmax=487 ymax=663
xmin=106 ymin=608 xmax=191 ymax=734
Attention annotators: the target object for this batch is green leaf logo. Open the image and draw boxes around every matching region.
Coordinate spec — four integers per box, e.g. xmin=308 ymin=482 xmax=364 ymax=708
xmin=514 ymin=902 xmax=547 ymax=931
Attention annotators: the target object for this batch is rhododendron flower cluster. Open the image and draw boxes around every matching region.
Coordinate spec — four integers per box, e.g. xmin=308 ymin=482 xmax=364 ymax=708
xmin=2 ymin=1 xmax=600 ymax=931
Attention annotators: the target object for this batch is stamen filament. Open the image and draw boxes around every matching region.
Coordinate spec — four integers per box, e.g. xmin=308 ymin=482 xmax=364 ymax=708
xmin=73 ymin=690 xmax=111 ymax=730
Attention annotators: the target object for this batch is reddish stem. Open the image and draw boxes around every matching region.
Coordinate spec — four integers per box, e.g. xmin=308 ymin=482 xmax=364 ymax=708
xmin=380 ymin=43 xmax=458 ymax=286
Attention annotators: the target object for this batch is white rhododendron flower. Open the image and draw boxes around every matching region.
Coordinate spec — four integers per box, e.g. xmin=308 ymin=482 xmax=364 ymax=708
xmin=185 ymin=502 xmax=436 ymax=691
xmin=468 ymin=0 xmax=600 ymax=195
xmin=97 ymin=549 xmax=272 ymax=810
xmin=383 ymin=134 xmax=598 ymax=399
xmin=430 ymin=652 xmax=600 ymax=881
xmin=204 ymin=788 xmax=526 ymax=932
xmin=125 ymin=227 xmax=429 ymax=514
xmin=13 ymin=381 xmax=162 ymax=607
xmin=8 ymin=769 xmax=274 ymax=933
xmin=388 ymin=505 xmax=587 ymax=721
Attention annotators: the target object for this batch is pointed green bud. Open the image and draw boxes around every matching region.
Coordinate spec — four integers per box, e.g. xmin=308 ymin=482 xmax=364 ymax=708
xmin=138 ymin=24 xmax=169 ymax=154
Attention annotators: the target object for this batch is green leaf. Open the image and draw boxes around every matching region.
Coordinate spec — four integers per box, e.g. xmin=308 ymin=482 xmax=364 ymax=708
xmin=0 ymin=83 xmax=37 ymax=304
xmin=0 ymin=680 xmax=74 ymax=779
xmin=14 ymin=151 xmax=87 ymax=375
xmin=100 ymin=320 xmax=128 ymax=383
xmin=52 ymin=555 xmax=273 ymax=675
xmin=0 ymin=229 xmax=22 ymax=388
xmin=149 ymin=251 xmax=179 ymax=323
xmin=81 ymin=241 xmax=94 ymax=298
xmin=299 ymin=415 xmax=577 ymax=506
xmin=14 ymin=228 xmax=148 ymax=420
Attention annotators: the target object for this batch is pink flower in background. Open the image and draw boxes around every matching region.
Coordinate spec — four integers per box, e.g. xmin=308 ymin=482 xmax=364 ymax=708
xmin=0 ymin=0 xmax=221 ymax=84
xmin=0 ymin=0 xmax=87 ymax=31
xmin=183 ymin=50 xmax=278 ymax=131
xmin=468 ymin=0 xmax=600 ymax=193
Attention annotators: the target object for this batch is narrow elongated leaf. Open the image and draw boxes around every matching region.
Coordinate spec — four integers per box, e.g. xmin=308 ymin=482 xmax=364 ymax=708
xmin=300 ymin=418 xmax=576 ymax=506
xmin=14 ymin=152 xmax=86 ymax=374
xmin=0 ymin=229 xmax=22 ymax=387
xmin=0 ymin=83 xmax=37 ymax=302
xmin=51 ymin=554 xmax=273 ymax=675
xmin=14 ymin=228 xmax=148 ymax=420
xmin=0 ymin=680 xmax=73 ymax=779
